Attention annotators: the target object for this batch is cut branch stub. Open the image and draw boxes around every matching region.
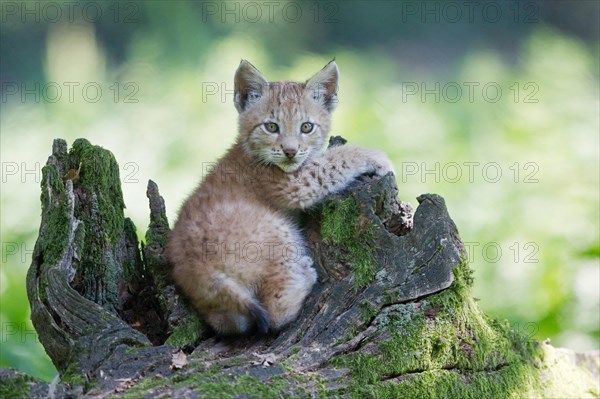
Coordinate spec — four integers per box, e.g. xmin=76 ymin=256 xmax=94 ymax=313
xmin=141 ymin=180 xmax=203 ymax=348
xmin=27 ymin=139 xmax=150 ymax=377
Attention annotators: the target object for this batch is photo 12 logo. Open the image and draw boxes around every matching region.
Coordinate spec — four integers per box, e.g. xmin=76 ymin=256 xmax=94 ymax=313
xmin=1 ymin=162 xmax=41 ymax=184
xmin=200 ymin=1 xmax=339 ymax=24
xmin=463 ymin=241 xmax=539 ymax=265
xmin=201 ymin=241 xmax=305 ymax=263
xmin=400 ymin=162 xmax=540 ymax=184
xmin=1 ymin=162 xmax=140 ymax=185
xmin=401 ymin=82 xmax=539 ymax=103
xmin=1 ymin=322 xmax=38 ymax=344
xmin=400 ymin=1 xmax=539 ymax=24
xmin=1 ymin=1 xmax=140 ymax=24
xmin=513 ymin=321 xmax=540 ymax=344
xmin=200 ymin=81 xmax=340 ymax=106
xmin=2 ymin=242 xmax=34 ymax=264
xmin=1 ymin=82 xmax=139 ymax=104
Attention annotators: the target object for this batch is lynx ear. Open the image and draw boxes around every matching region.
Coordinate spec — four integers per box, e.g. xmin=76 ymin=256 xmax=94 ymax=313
xmin=305 ymin=60 xmax=339 ymax=112
xmin=234 ymin=59 xmax=268 ymax=113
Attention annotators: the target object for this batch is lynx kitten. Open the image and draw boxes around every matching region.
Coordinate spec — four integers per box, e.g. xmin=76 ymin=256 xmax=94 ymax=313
xmin=167 ymin=60 xmax=394 ymax=335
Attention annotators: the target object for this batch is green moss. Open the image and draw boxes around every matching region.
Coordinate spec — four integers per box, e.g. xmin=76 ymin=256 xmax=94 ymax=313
xmin=0 ymin=372 xmax=36 ymax=398
xmin=345 ymin=345 xmax=600 ymax=399
xmin=287 ymin=367 xmax=325 ymax=387
xmin=125 ymin=347 xmax=141 ymax=355
xmin=66 ymin=139 xmax=126 ymax=311
xmin=165 ymin=313 xmax=202 ymax=348
xmin=321 ymin=198 xmax=377 ymax=290
xmin=360 ymin=299 xmax=379 ymax=324
xmin=118 ymin=371 xmax=307 ymax=399
xmin=178 ymin=375 xmax=297 ymax=398
xmin=145 ymin=202 xmax=170 ymax=249
xmin=122 ymin=218 xmax=139 ymax=282
xmin=117 ymin=374 xmax=165 ymax=398
xmin=331 ymin=262 xmax=554 ymax=398
xmin=351 ymin=363 xmax=542 ymax=399
xmin=39 ymin=164 xmax=70 ymax=265
xmin=69 ymin=138 xmax=125 ymax=245
xmin=35 ymin=137 xmax=131 ymax=326
xmin=62 ymin=363 xmax=88 ymax=389
xmin=335 ymin=325 xmax=359 ymax=346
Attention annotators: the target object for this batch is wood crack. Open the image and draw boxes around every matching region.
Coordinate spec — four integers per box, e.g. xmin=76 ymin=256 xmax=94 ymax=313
xmin=379 ymin=361 xmax=510 ymax=383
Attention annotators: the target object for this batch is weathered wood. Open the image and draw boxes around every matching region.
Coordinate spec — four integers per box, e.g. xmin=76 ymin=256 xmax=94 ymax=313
xmin=3 ymin=138 xmax=597 ymax=398
xmin=121 ymin=179 xmax=203 ymax=348
xmin=26 ymin=139 xmax=150 ymax=381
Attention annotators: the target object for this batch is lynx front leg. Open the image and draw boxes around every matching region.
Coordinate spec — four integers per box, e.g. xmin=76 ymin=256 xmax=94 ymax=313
xmin=271 ymin=145 xmax=395 ymax=209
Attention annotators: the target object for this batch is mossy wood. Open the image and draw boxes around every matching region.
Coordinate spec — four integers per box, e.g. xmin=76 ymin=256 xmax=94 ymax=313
xmin=2 ymin=139 xmax=598 ymax=398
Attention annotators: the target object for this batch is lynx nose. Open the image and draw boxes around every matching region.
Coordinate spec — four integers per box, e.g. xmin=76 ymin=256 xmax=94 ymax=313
xmin=283 ymin=148 xmax=297 ymax=159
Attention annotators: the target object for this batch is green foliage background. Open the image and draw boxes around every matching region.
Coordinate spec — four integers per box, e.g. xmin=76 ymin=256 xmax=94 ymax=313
xmin=1 ymin=0 xmax=598 ymax=381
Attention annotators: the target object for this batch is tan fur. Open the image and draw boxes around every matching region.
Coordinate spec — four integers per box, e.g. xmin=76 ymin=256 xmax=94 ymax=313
xmin=166 ymin=60 xmax=394 ymax=334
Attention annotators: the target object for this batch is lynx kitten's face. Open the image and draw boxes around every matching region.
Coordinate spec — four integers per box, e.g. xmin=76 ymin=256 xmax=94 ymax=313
xmin=234 ymin=60 xmax=339 ymax=172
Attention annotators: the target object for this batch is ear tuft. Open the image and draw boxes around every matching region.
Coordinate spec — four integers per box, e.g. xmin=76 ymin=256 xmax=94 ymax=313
xmin=234 ymin=60 xmax=268 ymax=113
xmin=305 ymin=60 xmax=339 ymax=112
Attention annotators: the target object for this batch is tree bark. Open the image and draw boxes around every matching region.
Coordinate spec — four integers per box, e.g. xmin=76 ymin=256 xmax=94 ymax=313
xmin=1 ymin=138 xmax=598 ymax=398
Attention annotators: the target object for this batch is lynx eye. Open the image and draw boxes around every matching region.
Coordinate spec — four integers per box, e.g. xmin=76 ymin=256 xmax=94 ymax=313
xmin=264 ymin=122 xmax=279 ymax=133
xmin=300 ymin=122 xmax=314 ymax=134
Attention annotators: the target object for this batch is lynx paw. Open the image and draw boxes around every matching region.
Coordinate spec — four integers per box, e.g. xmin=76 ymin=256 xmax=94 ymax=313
xmin=365 ymin=150 xmax=395 ymax=177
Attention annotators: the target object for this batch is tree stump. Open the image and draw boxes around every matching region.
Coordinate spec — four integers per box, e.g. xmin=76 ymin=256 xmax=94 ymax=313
xmin=1 ymin=138 xmax=598 ymax=398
